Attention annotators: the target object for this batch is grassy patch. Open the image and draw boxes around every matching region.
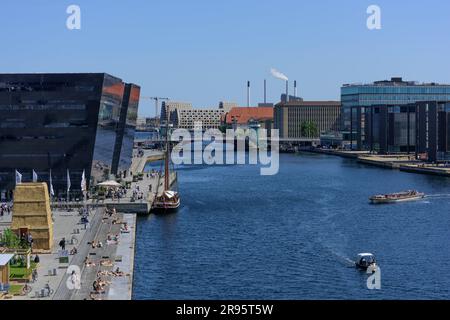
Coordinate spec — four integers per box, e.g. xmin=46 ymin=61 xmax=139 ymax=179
xmin=9 ymin=262 xmax=37 ymax=280
xmin=8 ymin=284 xmax=24 ymax=296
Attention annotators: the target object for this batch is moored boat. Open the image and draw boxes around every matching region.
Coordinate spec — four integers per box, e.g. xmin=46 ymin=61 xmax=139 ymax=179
xmin=369 ymin=190 xmax=425 ymax=204
xmin=152 ymin=190 xmax=180 ymax=213
xmin=151 ymin=122 xmax=181 ymax=214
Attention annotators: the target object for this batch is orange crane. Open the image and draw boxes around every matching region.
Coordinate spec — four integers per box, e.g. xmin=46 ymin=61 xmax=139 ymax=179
xmin=140 ymin=96 xmax=169 ymax=118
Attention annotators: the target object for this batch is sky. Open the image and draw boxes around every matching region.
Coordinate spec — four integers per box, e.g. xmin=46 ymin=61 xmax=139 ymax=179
xmin=1 ymin=0 xmax=450 ymax=117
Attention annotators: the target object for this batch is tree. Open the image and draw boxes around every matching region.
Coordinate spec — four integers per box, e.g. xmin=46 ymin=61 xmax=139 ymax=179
xmin=0 ymin=228 xmax=22 ymax=249
xmin=301 ymin=121 xmax=319 ymax=138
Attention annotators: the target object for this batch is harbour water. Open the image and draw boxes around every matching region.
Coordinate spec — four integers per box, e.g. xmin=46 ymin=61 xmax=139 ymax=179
xmin=133 ymin=152 xmax=450 ymax=299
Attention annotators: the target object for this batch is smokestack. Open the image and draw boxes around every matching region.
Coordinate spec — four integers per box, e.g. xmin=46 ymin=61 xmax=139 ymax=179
xmin=247 ymin=81 xmax=250 ymax=107
xmin=285 ymin=80 xmax=289 ymax=103
xmin=294 ymin=80 xmax=297 ymax=97
xmin=264 ymin=79 xmax=267 ymax=104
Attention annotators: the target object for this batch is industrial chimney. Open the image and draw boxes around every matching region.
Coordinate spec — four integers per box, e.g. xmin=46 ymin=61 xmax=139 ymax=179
xmin=294 ymin=80 xmax=297 ymax=98
xmin=264 ymin=79 xmax=267 ymax=104
xmin=285 ymin=80 xmax=289 ymax=103
xmin=247 ymin=81 xmax=251 ymax=107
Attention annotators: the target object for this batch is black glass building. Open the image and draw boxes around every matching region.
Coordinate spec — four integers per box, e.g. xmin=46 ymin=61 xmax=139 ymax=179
xmin=364 ymin=101 xmax=450 ymax=161
xmin=0 ymin=73 xmax=140 ymax=200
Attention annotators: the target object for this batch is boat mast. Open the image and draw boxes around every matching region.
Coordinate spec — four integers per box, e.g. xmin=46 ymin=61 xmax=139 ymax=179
xmin=164 ymin=119 xmax=170 ymax=191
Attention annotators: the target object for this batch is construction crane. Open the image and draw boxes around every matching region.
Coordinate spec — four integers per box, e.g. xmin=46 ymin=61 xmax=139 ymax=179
xmin=140 ymin=96 xmax=169 ymax=118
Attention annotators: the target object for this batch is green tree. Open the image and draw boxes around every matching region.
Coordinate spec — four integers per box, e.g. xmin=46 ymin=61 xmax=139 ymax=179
xmin=218 ymin=125 xmax=227 ymax=134
xmin=0 ymin=228 xmax=22 ymax=249
xmin=300 ymin=121 xmax=319 ymax=138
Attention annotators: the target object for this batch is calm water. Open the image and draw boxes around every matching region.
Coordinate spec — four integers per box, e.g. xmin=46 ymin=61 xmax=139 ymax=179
xmin=132 ymin=153 xmax=450 ymax=299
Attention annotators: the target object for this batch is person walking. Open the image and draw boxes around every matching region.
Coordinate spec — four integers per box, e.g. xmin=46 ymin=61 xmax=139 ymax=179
xmin=28 ymin=233 xmax=33 ymax=249
xmin=32 ymin=269 xmax=38 ymax=283
xmin=59 ymin=237 xmax=66 ymax=251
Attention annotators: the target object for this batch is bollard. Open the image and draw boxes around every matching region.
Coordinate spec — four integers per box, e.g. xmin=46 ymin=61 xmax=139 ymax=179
xmin=53 ymin=268 xmax=57 ymax=276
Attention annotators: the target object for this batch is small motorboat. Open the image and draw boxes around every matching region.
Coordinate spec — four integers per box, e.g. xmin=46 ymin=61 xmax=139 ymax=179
xmin=355 ymin=253 xmax=377 ymax=271
xmin=369 ymin=190 xmax=425 ymax=204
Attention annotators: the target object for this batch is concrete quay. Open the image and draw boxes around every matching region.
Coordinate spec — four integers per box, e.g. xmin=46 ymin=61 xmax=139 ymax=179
xmin=357 ymin=154 xmax=417 ymax=169
xmin=49 ymin=171 xmax=177 ymax=214
xmin=399 ymin=163 xmax=450 ymax=177
xmin=130 ymin=150 xmax=165 ymax=174
xmin=306 ymin=148 xmax=370 ymax=159
xmin=308 ymin=148 xmax=450 ymax=178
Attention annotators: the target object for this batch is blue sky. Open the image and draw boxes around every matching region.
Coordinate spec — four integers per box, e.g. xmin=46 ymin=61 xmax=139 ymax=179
xmin=1 ymin=0 xmax=450 ymax=116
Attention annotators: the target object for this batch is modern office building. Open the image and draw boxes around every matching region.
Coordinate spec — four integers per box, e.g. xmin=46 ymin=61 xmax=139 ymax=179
xmin=178 ymin=109 xmax=225 ymax=130
xmin=219 ymin=101 xmax=238 ymax=112
xmin=0 ymin=73 xmax=140 ymax=200
xmin=364 ymin=101 xmax=450 ymax=161
xmin=160 ymin=101 xmax=192 ymax=125
xmin=341 ymin=77 xmax=450 ymax=149
xmin=274 ymin=101 xmax=341 ymax=139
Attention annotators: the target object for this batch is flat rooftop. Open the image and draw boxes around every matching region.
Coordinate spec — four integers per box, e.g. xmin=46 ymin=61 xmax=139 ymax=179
xmin=342 ymin=77 xmax=450 ymax=87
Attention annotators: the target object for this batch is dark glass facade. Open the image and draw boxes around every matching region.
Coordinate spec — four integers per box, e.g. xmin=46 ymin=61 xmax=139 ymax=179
xmin=364 ymin=101 xmax=450 ymax=161
xmin=0 ymin=73 xmax=140 ymax=200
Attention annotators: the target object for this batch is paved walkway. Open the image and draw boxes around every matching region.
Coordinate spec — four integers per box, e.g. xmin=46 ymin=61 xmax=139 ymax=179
xmin=13 ymin=208 xmax=92 ymax=300
xmin=107 ymin=214 xmax=136 ymax=300
xmin=53 ymin=208 xmax=135 ymax=300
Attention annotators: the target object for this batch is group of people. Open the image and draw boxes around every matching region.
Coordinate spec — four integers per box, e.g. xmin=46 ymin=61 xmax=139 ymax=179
xmin=148 ymin=169 xmax=160 ymax=179
xmin=90 ymin=240 xmax=103 ymax=249
xmin=76 ymin=206 xmax=131 ymax=300
xmin=97 ymin=267 xmax=128 ymax=278
xmin=106 ymin=187 xmax=127 ymax=202
xmin=131 ymin=186 xmax=144 ymax=201
xmin=106 ymin=234 xmax=119 ymax=245
xmin=0 ymin=203 xmax=12 ymax=217
xmin=21 ymin=233 xmax=33 ymax=248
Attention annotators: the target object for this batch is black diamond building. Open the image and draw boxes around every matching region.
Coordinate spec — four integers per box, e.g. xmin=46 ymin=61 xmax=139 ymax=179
xmin=0 ymin=73 xmax=140 ymax=200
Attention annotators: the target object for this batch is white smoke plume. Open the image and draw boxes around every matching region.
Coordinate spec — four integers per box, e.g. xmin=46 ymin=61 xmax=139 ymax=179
xmin=270 ymin=68 xmax=288 ymax=81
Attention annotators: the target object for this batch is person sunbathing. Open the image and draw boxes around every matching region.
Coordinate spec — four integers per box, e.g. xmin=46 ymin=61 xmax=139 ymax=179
xmin=100 ymin=259 xmax=113 ymax=267
xmin=112 ymin=267 xmax=125 ymax=277
xmin=90 ymin=292 xmax=102 ymax=300
xmin=84 ymin=257 xmax=96 ymax=267
xmin=92 ymin=281 xmax=105 ymax=294
xmin=106 ymin=239 xmax=118 ymax=245
xmin=90 ymin=240 xmax=103 ymax=248
xmin=120 ymin=223 xmax=130 ymax=233
xmin=112 ymin=218 xmax=122 ymax=225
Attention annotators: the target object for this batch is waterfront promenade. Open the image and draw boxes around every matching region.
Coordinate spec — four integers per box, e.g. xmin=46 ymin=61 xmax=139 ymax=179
xmin=308 ymin=148 xmax=450 ymax=178
xmin=1 ymin=148 xmax=175 ymax=300
xmin=4 ymin=207 xmax=137 ymax=300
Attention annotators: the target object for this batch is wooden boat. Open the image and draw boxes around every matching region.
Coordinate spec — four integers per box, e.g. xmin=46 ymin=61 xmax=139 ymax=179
xmin=151 ymin=123 xmax=180 ymax=213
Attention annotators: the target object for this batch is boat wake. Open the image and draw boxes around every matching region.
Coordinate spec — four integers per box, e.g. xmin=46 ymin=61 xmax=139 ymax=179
xmin=425 ymin=194 xmax=450 ymax=199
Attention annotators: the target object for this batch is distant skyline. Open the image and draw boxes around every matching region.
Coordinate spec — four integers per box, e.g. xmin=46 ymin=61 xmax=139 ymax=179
xmin=2 ymin=0 xmax=450 ymax=116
